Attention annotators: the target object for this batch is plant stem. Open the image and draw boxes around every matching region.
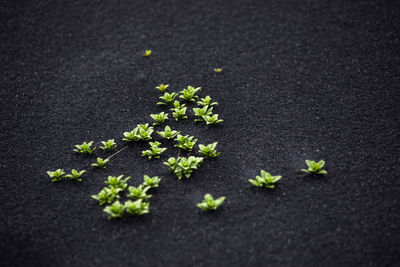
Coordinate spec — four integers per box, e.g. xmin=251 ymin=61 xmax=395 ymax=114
xmin=106 ymin=145 xmax=130 ymax=161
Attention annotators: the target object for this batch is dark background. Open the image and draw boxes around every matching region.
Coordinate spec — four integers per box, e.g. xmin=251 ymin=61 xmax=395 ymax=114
xmin=1 ymin=0 xmax=399 ymax=266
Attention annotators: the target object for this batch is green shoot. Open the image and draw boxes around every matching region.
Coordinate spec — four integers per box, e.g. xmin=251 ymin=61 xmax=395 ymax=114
xmin=125 ymin=199 xmax=150 ymax=216
xmin=150 ymin=112 xmax=168 ymax=126
xmin=91 ymin=157 xmax=109 ymax=168
xmin=197 ymin=194 xmax=225 ymax=211
xmin=179 ymin=86 xmax=201 ymax=102
xmin=171 ymin=105 xmax=188 ymax=121
xmin=123 ymin=123 xmax=154 ymax=141
xmin=91 ymin=187 xmax=121 ymax=205
xmin=197 ymin=95 xmax=219 ymax=107
xmin=104 ymin=201 xmax=125 ymax=219
xmin=202 ymin=114 xmax=223 ymax=125
xmin=214 ymin=68 xmax=223 ymax=73
xmin=164 ymin=156 xmax=204 ymax=179
xmin=127 ymin=185 xmax=152 ymax=201
xmin=198 ymin=142 xmax=220 ymax=158
xmin=100 ymin=139 xmax=117 ymax=151
xmin=47 ymin=169 xmax=65 ymax=182
xmin=175 ymin=134 xmax=198 ymax=151
xmin=143 ymin=50 xmax=152 ymax=57
xmin=249 ymin=170 xmax=282 ymax=189
xmin=104 ymin=175 xmax=130 ymax=190
xmin=193 ymin=106 xmax=213 ymax=122
xmin=73 ymin=141 xmax=96 ymax=155
xmin=142 ymin=141 xmax=167 ymax=159
xmin=156 ymin=83 xmax=169 ymax=92
xmin=65 ymin=169 xmax=86 ymax=182
xmin=301 ymin=160 xmax=328 ymax=175
xmin=157 ymin=92 xmax=178 ymax=105
xmin=157 ymin=125 xmax=180 ymax=139
xmin=142 ymin=175 xmax=161 ymax=188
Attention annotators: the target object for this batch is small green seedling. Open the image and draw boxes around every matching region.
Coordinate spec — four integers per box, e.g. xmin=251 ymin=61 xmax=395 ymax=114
xmin=127 ymin=185 xmax=152 ymax=201
xmin=104 ymin=201 xmax=125 ymax=219
xmin=73 ymin=141 xmax=96 ymax=155
xmin=143 ymin=50 xmax=152 ymax=57
xmin=197 ymin=95 xmax=219 ymax=107
xmin=157 ymin=125 xmax=180 ymax=139
xmin=171 ymin=105 xmax=188 ymax=121
xmin=164 ymin=156 xmax=204 ymax=179
xmin=142 ymin=141 xmax=167 ymax=159
xmin=142 ymin=175 xmax=161 ymax=188
xmin=301 ymin=160 xmax=328 ymax=175
xmin=175 ymin=134 xmax=198 ymax=151
xmin=198 ymin=142 xmax=220 ymax=158
xmin=179 ymin=86 xmax=201 ymax=102
xmin=214 ymin=68 xmax=223 ymax=73
xmin=197 ymin=194 xmax=225 ymax=211
xmin=125 ymin=199 xmax=150 ymax=216
xmin=92 ymin=187 xmax=121 ymax=205
xmin=65 ymin=169 xmax=86 ymax=182
xmin=100 ymin=139 xmax=117 ymax=151
xmin=156 ymin=84 xmax=169 ymax=92
xmin=249 ymin=170 xmax=282 ymax=189
xmin=91 ymin=157 xmax=109 ymax=168
xmin=150 ymin=112 xmax=169 ymax=126
xmin=104 ymin=175 xmax=130 ymax=190
xmin=47 ymin=169 xmax=65 ymax=182
xmin=123 ymin=123 xmax=154 ymax=141
xmin=193 ymin=106 xmax=213 ymax=122
xmin=157 ymin=92 xmax=178 ymax=105
xmin=203 ymin=114 xmax=223 ymax=125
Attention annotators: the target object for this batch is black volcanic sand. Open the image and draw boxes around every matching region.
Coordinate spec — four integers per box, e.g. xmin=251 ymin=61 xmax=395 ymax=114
xmin=1 ymin=0 xmax=399 ymax=266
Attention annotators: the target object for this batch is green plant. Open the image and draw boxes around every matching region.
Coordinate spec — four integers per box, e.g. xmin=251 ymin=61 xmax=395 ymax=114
xmin=92 ymin=187 xmax=121 ymax=205
xmin=91 ymin=157 xmax=109 ymax=168
xmin=124 ymin=199 xmax=150 ymax=216
xmin=249 ymin=170 xmax=282 ymax=189
xmin=301 ymin=160 xmax=328 ymax=175
xmin=157 ymin=92 xmax=178 ymax=105
xmin=179 ymin=86 xmax=201 ymax=102
xmin=175 ymin=134 xmax=198 ymax=151
xmin=65 ymin=169 xmax=86 ymax=182
xmin=73 ymin=141 xmax=96 ymax=155
xmin=104 ymin=175 xmax=130 ymax=190
xmin=142 ymin=175 xmax=161 ymax=188
xmin=197 ymin=95 xmax=219 ymax=107
xmin=123 ymin=123 xmax=154 ymax=141
xmin=214 ymin=68 xmax=223 ymax=73
xmin=171 ymin=106 xmax=188 ymax=121
xmin=142 ymin=141 xmax=167 ymax=159
xmin=193 ymin=106 xmax=213 ymax=122
xmin=164 ymin=156 xmax=204 ymax=179
xmin=104 ymin=201 xmax=125 ymax=219
xmin=47 ymin=169 xmax=65 ymax=182
xmin=198 ymin=142 xmax=220 ymax=158
xmin=156 ymin=125 xmax=180 ymax=139
xmin=202 ymin=114 xmax=223 ymax=125
xmin=150 ymin=112 xmax=169 ymax=126
xmin=143 ymin=50 xmax=152 ymax=57
xmin=197 ymin=194 xmax=225 ymax=211
xmin=100 ymin=139 xmax=117 ymax=151
xmin=156 ymin=83 xmax=169 ymax=92
xmin=127 ymin=185 xmax=152 ymax=201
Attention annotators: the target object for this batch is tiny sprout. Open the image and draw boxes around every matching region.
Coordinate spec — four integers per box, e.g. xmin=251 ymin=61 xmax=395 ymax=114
xmin=150 ymin=112 xmax=169 ymax=126
xmin=65 ymin=169 xmax=86 ymax=182
xmin=202 ymin=114 xmax=223 ymax=125
xmin=193 ymin=106 xmax=213 ymax=122
xmin=156 ymin=83 xmax=169 ymax=92
xmin=125 ymin=199 xmax=150 ymax=216
xmin=157 ymin=92 xmax=178 ymax=105
xmin=179 ymin=86 xmax=201 ymax=102
xmin=197 ymin=194 xmax=225 ymax=211
xmin=198 ymin=142 xmax=220 ymax=158
xmin=142 ymin=141 xmax=167 ymax=159
xmin=175 ymin=134 xmax=198 ymax=151
xmin=127 ymin=185 xmax=152 ymax=201
xmin=171 ymin=105 xmax=188 ymax=121
xmin=104 ymin=175 xmax=130 ymax=190
xmin=143 ymin=50 xmax=152 ymax=57
xmin=301 ymin=160 xmax=328 ymax=175
xmin=214 ymin=68 xmax=223 ymax=73
xmin=249 ymin=170 xmax=282 ymax=189
xmin=100 ymin=139 xmax=117 ymax=151
xmin=164 ymin=156 xmax=204 ymax=179
xmin=157 ymin=125 xmax=180 ymax=139
xmin=47 ymin=169 xmax=65 ymax=182
xmin=197 ymin=95 xmax=219 ymax=107
xmin=142 ymin=175 xmax=161 ymax=188
xmin=123 ymin=123 xmax=153 ymax=141
xmin=92 ymin=187 xmax=121 ymax=205
xmin=73 ymin=141 xmax=96 ymax=155
xmin=91 ymin=157 xmax=109 ymax=168
xmin=104 ymin=201 xmax=125 ymax=219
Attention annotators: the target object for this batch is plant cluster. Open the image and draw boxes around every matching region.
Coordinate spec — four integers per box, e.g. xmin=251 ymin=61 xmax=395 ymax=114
xmin=164 ymin=156 xmax=204 ymax=179
xmin=198 ymin=142 xmax=220 ymax=158
xmin=47 ymin=169 xmax=86 ymax=182
xmin=197 ymin=194 xmax=225 ymax=211
xmin=123 ymin=123 xmax=154 ymax=142
xmin=157 ymin=126 xmax=180 ymax=139
xmin=193 ymin=106 xmax=213 ymax=122
xmin=170 ymin=101 xmax=188 ymax=121
xmin=175 ymin=134 xmax=198 ymax=151
xmin=249 ymin=170 xmax=282 ymax=189
xmin=150 ymin=112 xmax=169 ymax=126
xmin=142 ymin=141 xmax=167 ymax=159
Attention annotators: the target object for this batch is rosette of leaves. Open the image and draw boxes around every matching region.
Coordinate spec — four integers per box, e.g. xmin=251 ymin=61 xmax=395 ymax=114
xmin=170 ymin=101 xmax=188 ymax=121
xmin=123 ymin=123 xmax=154 ymax=141
xmin=197 ymin=95 xmax=219 ymax=107
xmin=104 ymin=201 xmax=125 ymax=219
xmin=163 ymin=156 xmax=204 ymax=179
xmin=198 ymin=142 xmax=220 ymax=158
xmin=91 ymin=187 xmax=122 ymax=205
xmin=91 ymin=157 xmax=109 ymax=168
xmin=179 ymin=86 xmax=201 ymax=102
xmin=142 ymin=175 xmax=161 ymax=188
xmin=124 ymin=199 xmax=150 ymax=216
xmin=150 ymin=112 xmax=169 ymax=126
xmin=65 ymin=169 xmax=86 ymax=182
xmin=202 ymin=114 xmax=223 ymax=125
xmin=127 ymin=185 xmax=152 ymax=201
xmin=174 ymin=134 xmax=198 ymax=151
xmin=193 ymin=106 xmax=213 ymax=122
xmin=248 ymin=170 xmax=282 ymax=189
xmin=156 ymin=83 xmax=169 ymax=93
xmin=47 ymin=169 xmax=65 ymax=182
xmin=142 ymin=141 xmax=167 ymax=159
xmin=100 ymin=139 xmax=117 ymax=151
xmin=301 ymin=160 xmax=327 ymax=175
xmin=104 ymin=175 xmax=130 ymax=190
xmin=197 ymin=194 xmax=225 ymax=211
xmin=157 ymin=92 xmax=178 ymax=105
xmin=73 ymin=141 xmax=96 ymax=155
xmin=156 ymin=125 xmax=180 ymax=139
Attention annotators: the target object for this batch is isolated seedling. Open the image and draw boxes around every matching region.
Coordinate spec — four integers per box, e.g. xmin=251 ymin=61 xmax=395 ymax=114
xmin=156 ymin=83 xmax=169 ymax=92
xmin=47 ymin=169 xmax=65 ymax=182
xmin=91 ymin=157 xmax=109 ymax=168
xmin=127 ymin=185 xmax=152 ymax=201
xmin=142 ymin=141 xmax=167 ymax=159
xmin=142 ymin=175 xmax=161 ymax=188
xmin=157 ymin=92 xmax=178 ymax=105
xmin=74 ymin=141 xmax=96 ymax=155
xmin=197 ymin=194 xmax=225 ymax=211
xmin=143 ymin=50 xmax=152 ymax=57
xmin=100 ymin=139 xmax=117 ymax=151
xmin=123 ymin=123 xmax=154 ymax=141
xmin=92 ymin=187 xmax=121 ymax=205
xmin=164 ymin=156 xmax=204 ymax=179
xmin=301 ymin=160 xmax=328 ymax=175
xmin=125 ymin=199 xmax=150 ymax=216
xmin=193 ymin=106 xmax=213 ymax=122
xmin=175 ymin=134 xmax=198 ymax=151
xmin=179 ymin=86 xmax=201 ymax=102
xmin=65 ymin=169 xmax=86 ymax=182
xmin=198 ymin=142 xmax=220 ymax=158
xmin=104 ymin=175 xmax=130 ymax=190
xmin=150 ymin=112 xmax=169 ymax=126
xmin=157 ymin=125 xmax=180 ymax=139
xmin=203 ymin=114 xmax=223 ymax=125
xmin=214 ymin=68 xmax=223 ymax=73
xmin=249 ymin=170 xmax=282 ymax=189
xmin=197 ymin=95 xmax=218 ymax=107
xmin=104 ymin=201 xmax=125 ymax=219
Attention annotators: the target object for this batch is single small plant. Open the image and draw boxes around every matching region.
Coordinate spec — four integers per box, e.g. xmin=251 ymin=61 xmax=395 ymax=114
xmin=104 ymin=175 xmax=131 ymax=190
xmin=171 ymin=105 xmax=188 ymax=121
xmin=175 ymin=134 xmax=198 ymax=151
xmin=197 ymin=194 xmax=226 ymax=211
xmin=179 ymin=86 xmax=201 ymax=102
xmin=198 ymin=142 xmax=220 ymax=158
xmin=91 ymin=157 xmax=109 ymax=168
xmin=156 ymin=83 xmax=169 ymax=92
xmin=301 ymin=160 xmax=328 ymax=175
xmin=248 ymin=170 xmax=282 ymax=189
xmin=142 ymin=175 xmax=161 ymax=188
xmin=65 ymin=169 xmax=86 ymax=182
xmin=193 ymin=106 xmax=213 ymax=122
xmin=157 ymin=92 xmax=178 ymax=105
xmin=142 ymin=141 xmax=167 ymax=159
xmin=143 ymin=50 xmax=152 ymax=57
xmin=150 ymin=112 xmax=169 ymax=126
xmin=100 ymin=139 xmax=117 ymax=151
xmin=164 ymin=156 xmax=204 ymax=179
xmin=73 ymin=141 xmax=96 ymax=155
xmin=214 ymin=68 xmax=223 ymax=73
xmin=47 ymin=169 xmax=65 ymax=182
xmin=197 ymin=95 xmax=219 ymax=107
xmin=157 ymin=125 xmax=180 ymax=139
xmin=125 ymin=199 xmax=150 ymax=216
xmin=127 ymin=185 xmax=152 ymax=201
xmin=123 ymin=123 xmax=154 ymax=141
xmin=202 ymin=114 xmax=223 ymax=125
xmin=91 ymin=187 xmax=121 ymax=205
xmin=104 ymin=201 xmax=125 ymax=219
